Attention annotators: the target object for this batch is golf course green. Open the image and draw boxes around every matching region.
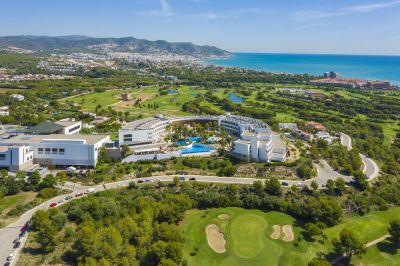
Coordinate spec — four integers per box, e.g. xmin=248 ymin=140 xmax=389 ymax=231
xmin=181 ymin=207 xmax=400 ymax=266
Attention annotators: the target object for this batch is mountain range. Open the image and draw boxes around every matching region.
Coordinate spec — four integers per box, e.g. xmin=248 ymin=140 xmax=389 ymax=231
xmin=0 ymin=35 xmax=230 ymax=58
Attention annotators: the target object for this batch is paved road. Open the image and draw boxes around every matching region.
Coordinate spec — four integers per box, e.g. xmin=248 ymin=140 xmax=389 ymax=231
xmin=340 ymin=133 xmax=380 ymax=181
xmin=314 ymin=159 xmax=352 ymax=185
xmin=340 ymin=132 xmax=353 ymax=150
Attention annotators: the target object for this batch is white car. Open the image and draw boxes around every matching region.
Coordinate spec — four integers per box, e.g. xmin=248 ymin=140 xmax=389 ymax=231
xmin=7 ymin=253 xmax=14 ymax=261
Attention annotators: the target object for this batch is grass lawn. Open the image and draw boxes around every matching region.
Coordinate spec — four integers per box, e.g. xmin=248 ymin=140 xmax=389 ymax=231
xmin=0 ymin=191 xmax=37 ymax=227
xmin=62 ymin=86 xmax=223 ymax=117
xmin=181 ymin=207 xmax=400 ymax=266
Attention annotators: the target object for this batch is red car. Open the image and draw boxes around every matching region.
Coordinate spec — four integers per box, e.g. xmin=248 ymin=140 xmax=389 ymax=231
xmin=49 ymin=202 xmax=57 ymax=207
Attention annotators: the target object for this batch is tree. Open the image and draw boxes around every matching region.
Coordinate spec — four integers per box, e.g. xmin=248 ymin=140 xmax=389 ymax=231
xmin=28 ymin=171 xmax=41 ymax=189
xmin=335 ymin=178 xmax=346 ymax=195
xmin=305 ymin=223 xmax=322 ymax=241
xmin=121 ymin=144 xmax=131 ymax=158
xmin=332 ymin=228 xmax=365 ymax=258
xmin=353 ymin=170 xmax=368 ymax=191
xmin=265 ymin=177 xmax=282 ymax=196
xmin=56 ymin=171 xmax=68 ymax=186
xmin=35 ymin=219 xmax=57 ymax=253
xmin=388 ymin=220 xmax=400 ymax=247
xmin=310 ymin=180 xmax=319 ymax=191
xmin=326 ymin=179 xmax=335 ymax=195
xmin=39 ymin=174 xmax=57 ymax=189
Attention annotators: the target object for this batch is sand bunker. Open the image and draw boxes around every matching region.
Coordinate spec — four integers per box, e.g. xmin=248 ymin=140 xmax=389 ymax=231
xmin=282 ymin=225 xmax=294 ymax=242
xmin=206 ymin=224 xmax=226 ymax=253
xmin=271 ymin=225 xmax=281 ymax=239
xmin=218 ymin=214 xmax=230 ymax=220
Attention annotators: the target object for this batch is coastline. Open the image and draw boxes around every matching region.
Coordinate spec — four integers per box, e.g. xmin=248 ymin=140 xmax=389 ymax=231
xmin=204 ymin=52 xmax=400 ymax=85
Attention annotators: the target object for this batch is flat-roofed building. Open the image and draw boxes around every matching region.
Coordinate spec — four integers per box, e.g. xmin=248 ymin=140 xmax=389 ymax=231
xmin=0 ymin=106 xmax=9 ymax=116
xmin=119 ymin=115 xmax=171 ymax=146
xmin=0 ymin=145 xmax=33 ymax=172
xmin=1 ymin=134 xmax=109 ymax=168
xmin=29 ymin=119 xmax=82 ymax=135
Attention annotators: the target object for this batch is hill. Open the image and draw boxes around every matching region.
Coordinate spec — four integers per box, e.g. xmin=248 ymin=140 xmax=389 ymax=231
xmin=0 ymin=35 xmax=231 ymax=58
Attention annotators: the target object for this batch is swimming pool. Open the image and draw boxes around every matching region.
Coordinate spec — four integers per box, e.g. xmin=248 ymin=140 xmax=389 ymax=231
xmin=181 ymin=144 xmax=215 ymax=154
xmin=176 ymin=140 xmax=187 ymax=146
xmin=187 ymin=136 xmax=201 ymax=142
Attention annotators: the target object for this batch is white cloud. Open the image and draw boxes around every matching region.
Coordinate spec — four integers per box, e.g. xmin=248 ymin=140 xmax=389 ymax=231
xmin=190 ymin=8 xmax=265 ymax=20
xmin=139 ymin=0 xmax=174 ymax=17
xmin=296 ymin=0 xmax=400 ymax=21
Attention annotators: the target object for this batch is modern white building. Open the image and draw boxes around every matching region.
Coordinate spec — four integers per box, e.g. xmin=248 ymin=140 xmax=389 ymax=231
xmin=0 ymin=106 xmax=9 ymax=116
xmin=11 ymin=94 xmax=25 ymax=101
xmin=55 ymin=119 xmax=82 ymax=135
xmin=1 ymin=134 xmax=110 ymax=169
xmin=0 ymin=145 xmax=33 ymax=172
xmin=118 ymin=114 xmax=286 ymax=162
xmin=119 ymin=115 xmax=171 ymax=146
xmin=29 ymin=119 xmax=82 ymax=135
xmin=221 ymin=114 xmax=286 ymax=162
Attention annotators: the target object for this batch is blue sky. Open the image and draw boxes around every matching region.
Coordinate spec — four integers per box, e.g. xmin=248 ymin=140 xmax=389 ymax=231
xmin=1 ymin=0 xmax=400 ymax=55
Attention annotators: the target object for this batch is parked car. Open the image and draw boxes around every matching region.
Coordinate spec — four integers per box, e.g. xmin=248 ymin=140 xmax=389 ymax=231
xmin=85 ymin=188 xmax=96 ymax=194
xmin=65 ymin=195 xmax=73 ymax=200
xmin=179 ymin=176 xmax=186 ymax=181
xmin=281 ymin=181 xmax=289 ymax=186
xmin=75 ymin=192 xmax=84 ymax=197
xmin=137 ymin=180 xmax=144 ymax=184
xmin=13 ymin=236 xmax=20 ymax=244
xmin=13 ymin=241 xmax=21 ymax=249
xmin=50 ymin=202 xmax=57 ymax=207
xmin=144 ymin=179 xmax=152 ymax=183
xmin=20 ymin=225 xmax=28 ymax=232
xmin=6 ymin=253 xmax=14 ymax=261
xmin=58 ymin=199 xmax=64 ymax=204
xmin=189 ymin=177 xmax=196 ymax=181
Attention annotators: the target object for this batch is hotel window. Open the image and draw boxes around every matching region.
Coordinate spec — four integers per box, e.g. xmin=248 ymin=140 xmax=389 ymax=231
xmin=45 ymin=148 xmax=51 ymax=154
xmin=52 ymin=148 xmax=58 ymax=154
xmin=38 ymin=148 xmax=43 ymax=154
xmin=123 ymin=134 xmax=132 ymax=142
xmin=0 ymin=154 xmax=5 ymax=160
xmin=59 ymin=148 xmax=65 ymax=155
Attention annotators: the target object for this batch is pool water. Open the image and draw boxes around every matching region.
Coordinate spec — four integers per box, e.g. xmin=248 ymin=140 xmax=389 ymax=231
xmin=176 ymin=140 xmax=187 ymax=146
xmin=187 ymin=136 xmax=201 ymax=142
xmin=181 ymin=144 xmax=216 ymax=154
xmin=228 ymin=92 xmax=244 ymax=103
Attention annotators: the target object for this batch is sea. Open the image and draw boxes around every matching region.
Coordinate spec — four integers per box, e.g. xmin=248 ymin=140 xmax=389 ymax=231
xmin=206 ymin=53 xmax=400 ymax=85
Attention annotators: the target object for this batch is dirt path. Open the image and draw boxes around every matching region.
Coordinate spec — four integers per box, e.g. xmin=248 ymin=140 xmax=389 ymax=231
xmin=282 ymin=225 xmax=294 ymax=242
xmin=206 ymin=224 xmax=226 ymax=253
xmin=331 ymin=234 xmax=391 ymax=264
xmin=365 ymin=234 xmax=390 ymax=247
xmin=271 ymin=225 xmax=281 ymax=239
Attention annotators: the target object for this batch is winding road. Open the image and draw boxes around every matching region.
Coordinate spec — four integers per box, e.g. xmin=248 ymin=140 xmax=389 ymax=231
xmin=0 ymin=134 xmax=379 ymax=265
xmin=340 ymin=133 xmax=380 ymax=181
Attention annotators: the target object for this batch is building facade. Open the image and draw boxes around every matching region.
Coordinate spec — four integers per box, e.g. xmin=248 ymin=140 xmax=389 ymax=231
xmin=1 ymin=134 xmax=110 ymax=169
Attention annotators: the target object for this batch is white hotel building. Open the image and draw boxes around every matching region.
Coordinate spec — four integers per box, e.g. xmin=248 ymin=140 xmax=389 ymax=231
xmin=119 ymin=114 xmax=286 ymax=162
xmin=0 ymin=134 xmax=110 ymax=171
xmin=219 ymin=115 xmax=286 ymax=162
xmin=119 ymin=115 xmax=170 ymax=146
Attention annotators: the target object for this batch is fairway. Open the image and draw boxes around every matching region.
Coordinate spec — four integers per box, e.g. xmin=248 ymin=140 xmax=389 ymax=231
xmin=181 ymin=207 xmax=400 ymax=266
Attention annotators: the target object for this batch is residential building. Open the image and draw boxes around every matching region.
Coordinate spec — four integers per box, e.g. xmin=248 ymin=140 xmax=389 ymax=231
xmin=305 ymin=121 xmax=326 ymax=131
xmin=279 ymin=123 xmax=298 ymax=131
xmin=0 ymin=106 xmax=9 ymax=116
xmin=1 ymin=134 xmax=110 ymax=168
xmin=11 ymin=94 xmax=25 ymax=101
